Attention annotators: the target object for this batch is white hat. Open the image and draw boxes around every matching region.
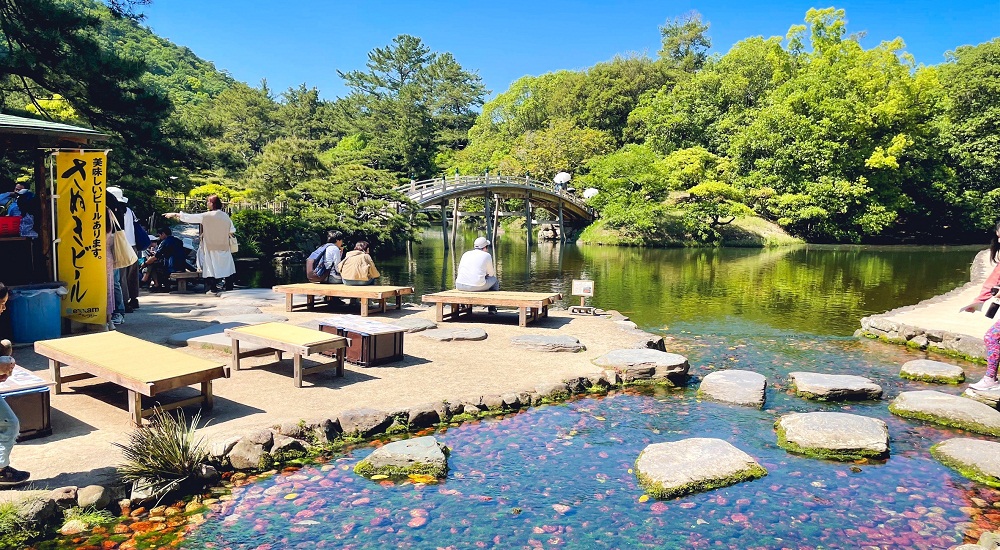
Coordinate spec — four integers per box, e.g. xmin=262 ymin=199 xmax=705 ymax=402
xmin=106 ymin=186 xmax=127 ymax=203
xmin=474 ymin=236 xmax=490 ymax=249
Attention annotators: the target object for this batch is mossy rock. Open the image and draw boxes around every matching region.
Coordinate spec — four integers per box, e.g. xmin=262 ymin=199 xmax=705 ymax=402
xmin=634 ymin=438 xmax=766 ymax=499
xmin=889 ymin=391 xmax=1000 ymax=436
xmin=930 ymin=438 xmax=1000 ymax=488
xmin=775 ymin=412 xmax=889 ymax=461
xmin=353 ymin=436 xmax=450 ymax=479
xmin=899 ymin=359 xmax=965 ymax=385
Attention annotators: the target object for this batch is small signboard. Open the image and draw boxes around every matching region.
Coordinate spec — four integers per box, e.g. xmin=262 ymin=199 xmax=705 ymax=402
xmin=572 ymin=280 xmax=594 ymax=297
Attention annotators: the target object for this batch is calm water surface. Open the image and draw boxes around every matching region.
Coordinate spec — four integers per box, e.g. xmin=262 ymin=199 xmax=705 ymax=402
xmin=196 ymin=233 xmax=994 ymax=549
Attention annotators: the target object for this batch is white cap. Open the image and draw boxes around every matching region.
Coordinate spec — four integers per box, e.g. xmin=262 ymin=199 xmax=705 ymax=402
xmin=474 ymin=237 xmax=490 ymax=249
xmin=106 ymin=186 xmax=127 ymax=203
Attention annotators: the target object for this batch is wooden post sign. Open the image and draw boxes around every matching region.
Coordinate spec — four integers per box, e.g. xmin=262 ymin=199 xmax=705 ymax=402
xmin=570 ymin=279 xmax=595 ymax=315
xmin=54 ymin=150 xmax=108 ymax=324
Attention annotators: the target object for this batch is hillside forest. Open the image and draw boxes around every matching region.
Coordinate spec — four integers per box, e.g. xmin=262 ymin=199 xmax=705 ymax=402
xmin=1 ymin=0 xmax=998 ymax=252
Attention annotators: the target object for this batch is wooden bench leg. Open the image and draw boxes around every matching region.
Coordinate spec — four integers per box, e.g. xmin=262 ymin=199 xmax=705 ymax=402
xmin=435 ymin=302 xmax=444 ymax=322
xmin=519 ymin=307 xmax=527 ymax=327
xmin=49 ymin=359 xmax=62 ymax=394
xmin=202 ymin=381 xmax=214 ymax=411
xmin=285 ymin=293 xmax=293 ymax=312
xmin=306 ymin=295 xmax=315 ymax=310
xmin=232 ymin=338 xmax=241 ymax=371
xmin=128 ymin=390 xmax=143 ymax=427
xmin=395 ymin=294 xmax=403 ymax=310
xmin=378 ymin=298 xmax=386 ymax=313
xmin=293 ymin=353 xmax=303 ymax=388
xmin=274 ymin=350 xmax=282 ymax=362
xmin=179 ymin=279 xmax=187 ymax=292
xmin=361 ymin=299 xmax=370 ymax=317
xmin=543 ymin=305 xmax=549 ymax=318
xmin=336 ymin=348 xmax=344 ymax=377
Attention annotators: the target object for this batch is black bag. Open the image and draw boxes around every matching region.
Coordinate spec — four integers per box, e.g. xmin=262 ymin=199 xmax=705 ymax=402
xmin=306 ymin=244 xmax=332 ymax=282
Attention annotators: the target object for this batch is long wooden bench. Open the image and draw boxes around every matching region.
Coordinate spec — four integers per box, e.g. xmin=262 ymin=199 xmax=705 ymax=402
xmin=34 ymin=331 xmax=229 ymax=426
xmin=272 ymin=283 xmax=414 ymax=317
xmin=225 ymin=322 xmax=348 ymax=388
xmin=169 ymin=270 xmax=201 ymax=292
xmin=422 ymin=290 xmax=563 ymax=327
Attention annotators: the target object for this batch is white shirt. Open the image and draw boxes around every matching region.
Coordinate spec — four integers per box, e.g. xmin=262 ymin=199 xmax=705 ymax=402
xmin=456 ymin=248 xmax=496 ymax=287
xmin=323 ymin=244 xmax=343 ymax=278
xmin=123 ymin=208 xmax=137 ymax=247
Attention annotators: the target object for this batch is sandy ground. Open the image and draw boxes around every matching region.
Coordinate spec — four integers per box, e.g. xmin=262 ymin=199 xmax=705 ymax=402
xmin=5 ymin=288 xmax=640 ymax=491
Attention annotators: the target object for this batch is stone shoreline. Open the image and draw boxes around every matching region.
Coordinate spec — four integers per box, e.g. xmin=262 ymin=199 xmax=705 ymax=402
xmin=858 ymin=249 xmax=995 ymax=360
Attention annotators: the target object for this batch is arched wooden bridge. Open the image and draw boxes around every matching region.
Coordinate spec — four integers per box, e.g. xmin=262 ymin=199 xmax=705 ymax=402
xmin=397 ymin=175 xmax=594 ymax=244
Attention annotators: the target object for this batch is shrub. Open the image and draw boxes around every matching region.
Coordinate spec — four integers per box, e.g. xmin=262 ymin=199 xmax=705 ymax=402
xmin=231 ymin=209 xmax=322 ymax=258
xmin=0 ymin=500 xmax=38 ymax=548
xmin=114 ymin=408 xmax=209 ymax=497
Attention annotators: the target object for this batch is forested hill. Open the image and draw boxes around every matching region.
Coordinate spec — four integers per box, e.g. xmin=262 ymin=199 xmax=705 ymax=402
xmin=1 ymin=2 xmax=997 ymax=248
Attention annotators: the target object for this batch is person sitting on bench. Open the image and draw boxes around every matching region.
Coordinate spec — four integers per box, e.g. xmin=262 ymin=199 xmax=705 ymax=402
xmin=146 ymin=227 xmax=189 ymax=292
xmin=0 ymin=284 xmax=29 ymax=488
xmin=455 ymin=237 xmax=499 ymax=314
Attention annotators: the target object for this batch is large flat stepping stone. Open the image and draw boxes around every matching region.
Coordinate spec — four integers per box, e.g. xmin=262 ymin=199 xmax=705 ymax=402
xmin=697 ymin=370 xmax=766 ymax=408
xmin=930 ymin=438 xmax=1000 ymax=488
xmin=418 ymin=328 xmax=487 ymax=341
xmin=187 ymin=305 xmax=263 ymax=318
xmin=634 ymin=438 xmax=766 ymax=499
xmin=964 ymin=387 xmax=1000 ymax=408
xmin=775 ymin=412 xmax=889 ymax=461
xmin=354 ymin=436 xmax=449 ymax=479
xmin=510 ymin=334 xmax=585 ymax=352
xmin=789 ymin=372 xmax=882 ymax=401
xmin=219 ymin=289 xmax=286 ymax=303
xmin=890 ymin=390 xmax=1000 ymax=436
xmin=900 ymin=359 xmax=965 ymax=384
xmin=390 ymin=318 xmax=437 ymax=333
xmin=212 ymin=313 xmax=288 ymax=325
xmin=592 ymin=349 xmax=689 ymax=385
xmin=168 ymin=322 xmax=265 ymax=353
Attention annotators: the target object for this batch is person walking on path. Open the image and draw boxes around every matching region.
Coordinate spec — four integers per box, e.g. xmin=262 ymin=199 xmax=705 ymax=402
xmin=338 ymin=241 xmax=380 ymax=286
xmin=962 ymin=220 xmax=1000 ymax=390
xmin=164 ymin=194 xmax=236 ymax=294
xmin=0 ymin=283 xmax=29 ymax=488
xmin=455 ymin=236 xmax=499 ymax=314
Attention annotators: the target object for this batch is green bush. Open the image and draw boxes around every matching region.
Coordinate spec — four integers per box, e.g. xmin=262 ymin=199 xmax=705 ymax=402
xmin=114 ymin=408 xmax=210 ymax=497
xmin=231 ymin=209 xmax=324 ymax=258
xmin=0 ymin=501 xmax=38 ymax=548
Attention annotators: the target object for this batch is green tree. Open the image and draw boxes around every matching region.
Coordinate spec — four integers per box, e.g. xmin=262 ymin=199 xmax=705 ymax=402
xmin=658 ymin=11 xmax=712 ymax=73
xmin=498 ymin=118 xmax=613 ymax=180
xmin=244 ymin=137 xmax=326 ymax=198
xmin=208 ymin=81 xmax=279 ymax=172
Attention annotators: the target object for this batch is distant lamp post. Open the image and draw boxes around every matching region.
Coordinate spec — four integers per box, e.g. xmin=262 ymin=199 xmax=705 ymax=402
xmin=554 ymin=171 xmax=571 ymax=193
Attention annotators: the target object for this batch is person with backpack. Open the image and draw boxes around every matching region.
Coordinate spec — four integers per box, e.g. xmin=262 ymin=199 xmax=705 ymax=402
xmin=306 ymin=230 xmax=345 ymax=284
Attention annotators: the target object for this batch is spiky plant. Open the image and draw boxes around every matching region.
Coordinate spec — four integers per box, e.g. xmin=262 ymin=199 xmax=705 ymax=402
xmin=114 ymin=408 xmax=209 ymax=496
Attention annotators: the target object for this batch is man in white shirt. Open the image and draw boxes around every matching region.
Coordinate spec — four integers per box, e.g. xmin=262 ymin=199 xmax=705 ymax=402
xmin=456 ymin=236 xmax=500 ymax=313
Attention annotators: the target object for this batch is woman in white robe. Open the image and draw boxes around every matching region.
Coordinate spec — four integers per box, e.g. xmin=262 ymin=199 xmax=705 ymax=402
xmin=164 ymin=194 xmax=236 ymax=294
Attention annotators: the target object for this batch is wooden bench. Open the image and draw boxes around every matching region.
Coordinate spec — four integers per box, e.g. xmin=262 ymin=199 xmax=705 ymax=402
xmin=34 ymin=331 xmax=229 ymax=426
xmin=272 ymin=283 xmax=414 ymax=317
xmin=225 ymin=322 xmax=348 ymax=387
xmin=169 ymin=270 xmax=201 ymax=292
xmin=422 ymin=290 xmax=563 ymax=327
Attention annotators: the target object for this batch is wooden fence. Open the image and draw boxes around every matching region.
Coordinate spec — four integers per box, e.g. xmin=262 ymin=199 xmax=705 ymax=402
xmin=157 ymin=196 xmax=288 ymax=215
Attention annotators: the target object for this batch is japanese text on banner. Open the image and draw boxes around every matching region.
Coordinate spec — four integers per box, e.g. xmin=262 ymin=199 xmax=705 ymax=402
xmin=55 ymin=151 xmax=107 ymax=324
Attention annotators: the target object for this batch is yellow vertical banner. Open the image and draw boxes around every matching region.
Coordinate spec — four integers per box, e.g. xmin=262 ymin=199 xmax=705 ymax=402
xmin=55 ymin=151 xmax=108 ymax=324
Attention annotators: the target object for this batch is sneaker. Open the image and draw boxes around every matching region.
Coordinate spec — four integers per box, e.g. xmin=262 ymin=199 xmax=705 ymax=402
xmin=970 ymin=376 xmax=1000 ymax=391
xmin=0 ymin=466 xmax=30 ymax=488
xmin=487 ymin=306 xmax=498 ymax=315
xmin=128 ymin=299 xmax=139 ymax=310
xmin=111 ymin=312 xmax=125 ymax=326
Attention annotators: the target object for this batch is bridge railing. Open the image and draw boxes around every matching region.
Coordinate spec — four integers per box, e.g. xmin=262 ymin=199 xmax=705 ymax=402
xmin=396 ymin=175 xmax=593 ymax=215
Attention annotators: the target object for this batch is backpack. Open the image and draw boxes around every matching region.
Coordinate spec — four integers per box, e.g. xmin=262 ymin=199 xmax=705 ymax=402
xmin=305 ymin=243 xmax=332 ymax=283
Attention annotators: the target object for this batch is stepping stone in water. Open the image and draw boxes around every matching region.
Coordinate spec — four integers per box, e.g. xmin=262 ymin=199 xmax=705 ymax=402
xmin=775 ymin=411 xmax=889 ymax=461
xmin=930 ymin=437 xmax=1000 ymax=488
xmin=697 ymin=370 xmax=767 ymax=408
xmin=390 ymin=318 xmax=437 ymax=333
xmin=418 ymin=328 xmax=488 ymax=342
xmin=510 ymin=334 xmax=585 ymax=353
xmin=789 ymin=372 xmax=883 ymax=401
xmin=354 ymin=436 xmax=449 ymax=479
xmin=592 ymin=349 xmax=689 ymax=385
xmin=634 ymin=438 xmax=766 ymax=499
xmin=890 ymin=390 xmax=1000 ymax=436
xmin=900 ymin=359 xmax=965 ymax=384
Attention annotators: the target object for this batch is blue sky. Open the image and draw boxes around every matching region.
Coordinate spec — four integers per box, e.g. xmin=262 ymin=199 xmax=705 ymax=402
xmin=142 ymin=0 xmax=999 ymax=101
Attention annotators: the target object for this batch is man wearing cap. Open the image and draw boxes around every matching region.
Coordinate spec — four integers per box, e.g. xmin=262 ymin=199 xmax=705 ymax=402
xmin=456 ymin=236 xmax=500 ymax=313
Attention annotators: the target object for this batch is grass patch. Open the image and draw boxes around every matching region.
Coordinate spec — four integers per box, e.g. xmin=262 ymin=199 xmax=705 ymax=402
xmin=114 ymin=408 xmax=210 ymax=497
xmin=0 ymin=500 xmax=39 ymax=548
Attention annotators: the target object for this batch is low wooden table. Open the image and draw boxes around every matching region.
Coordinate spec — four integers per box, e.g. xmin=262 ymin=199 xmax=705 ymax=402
xmin=421 ymin=290 xmax=563 ymax=327
xmin=34 ymin=331 xmax=228 ymax=426
xmin=272 ymin=283 xmax=414 ymax=316
xmin=225 ymin=322 xmax=348 ymax=387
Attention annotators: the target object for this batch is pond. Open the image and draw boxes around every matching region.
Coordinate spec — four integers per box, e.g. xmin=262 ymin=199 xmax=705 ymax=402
xmin=187 ymin=233 xmax=993 ymax=548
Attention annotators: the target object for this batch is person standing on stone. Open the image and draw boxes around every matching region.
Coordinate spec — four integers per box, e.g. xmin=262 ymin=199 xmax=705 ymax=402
xmin=164 ymin=194 xmax=236 ymax=294
xmin=0 ymin=283 xmax=29 ymax=488
xmin=962 ymin=220 xmax=1000 ymax=390
xmin=455 ymin=236 xmax=499 ymax=314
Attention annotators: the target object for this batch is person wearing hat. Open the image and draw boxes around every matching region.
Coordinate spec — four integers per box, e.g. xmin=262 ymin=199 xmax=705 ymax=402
xmin=107 ymin=186 xmax=142 ymax=311
xmin=456 ymin=236 xmax=500 ymax=313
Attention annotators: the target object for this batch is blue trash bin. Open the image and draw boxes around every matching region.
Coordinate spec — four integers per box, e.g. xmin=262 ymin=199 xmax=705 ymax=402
xmin=9 ymin=288 xmax=62 ymax=343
